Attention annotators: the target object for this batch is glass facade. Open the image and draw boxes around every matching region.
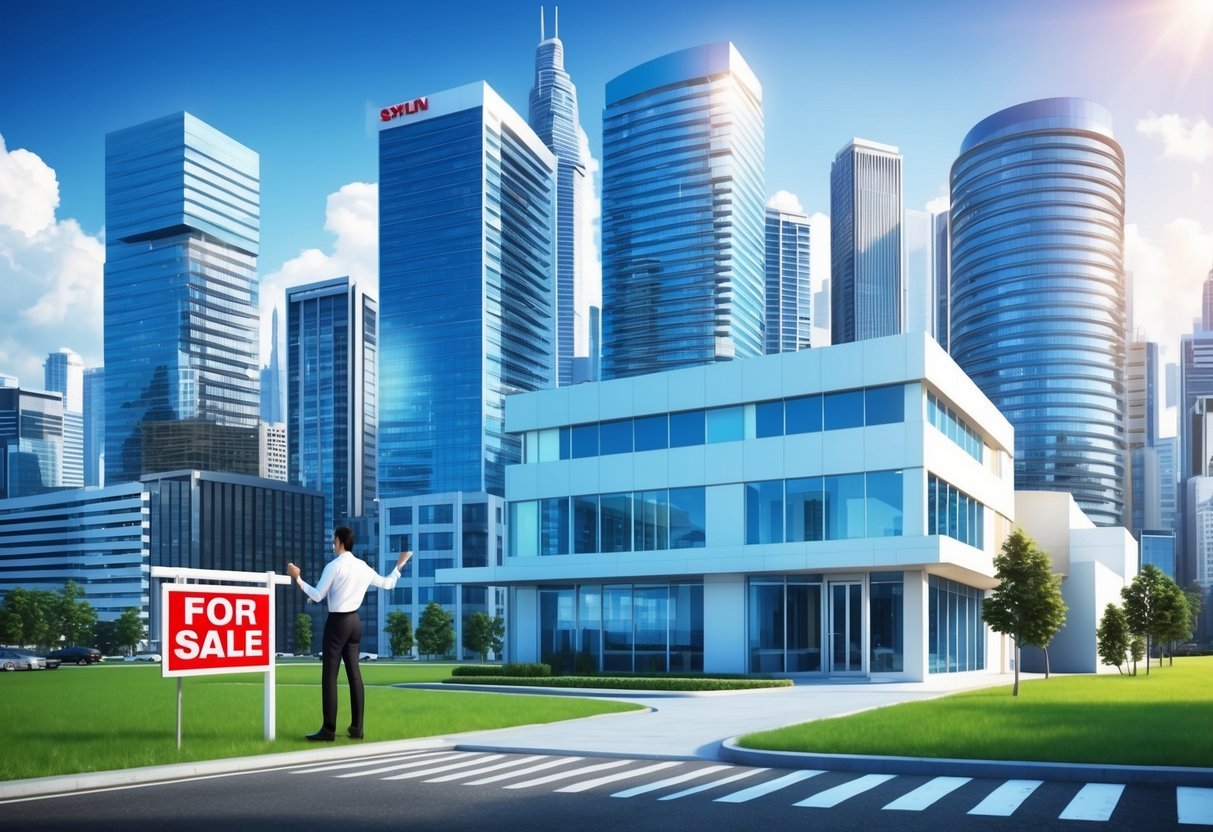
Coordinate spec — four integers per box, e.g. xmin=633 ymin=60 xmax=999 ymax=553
xmin=602 ymin=42 xmax=765 ymax=378
xmin=83 ymin=367 xmax=105 ymax=487
xmin=0 ymin=387 xmax=63 ymax=498
xmin=927 ymin=474 xmax=985 ymax=549
xmin=950 ymin=98 xmax=1127 ymax=526
xmin=104 ymin=113 xmax=260 ymax=483
xmin=746 ymin=471 xmax=904 ymax=543
xmin=1139 ymin=530 xmax=1176 ymax=580
xmin=764 ymin=208 xmax=812 ymax=354
xmin=44 ymin=349 xmax=84 ymax=488
xmin=927 ymin=576 xmax=986 ymax=673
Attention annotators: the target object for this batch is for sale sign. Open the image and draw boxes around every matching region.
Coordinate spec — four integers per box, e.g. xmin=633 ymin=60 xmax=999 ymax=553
xmin=161 ymin=585 xmax=273 ymax=677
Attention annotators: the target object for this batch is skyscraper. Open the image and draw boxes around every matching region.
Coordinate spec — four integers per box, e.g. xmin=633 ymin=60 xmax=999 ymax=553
xmin=528 ymin=8 xmax=593 ymax=387
xmin=830 ymin=139 xmax=903 ymax=344
xmin=0 ymin=386 xmax=62 ymax=498
xmin=764 ymin=206 xmax=812 ymax=353
xmin=104 ymin=112 xmax=260 ymax=482
xmin=903 ymin=208 xmax=933 ymax=338
xmin=261 ymin=306 xmax=284 ymax=424
xmin=287 ymin=276 xmax=377 ymax=530
xmin=601 ymin=42 xmax=765 ymax=379
xmin=932 ymin=210 xmax=951 ymax=351
xmin=43 ymin=348 xmax=84 ymax=488
xmin=83 ymin=367 xmax=104 ymax=487
xmin=1126 ymin=340 xmax=1160 ymax=534
xmin=951 ymin=98 xmax=1127 ymax=527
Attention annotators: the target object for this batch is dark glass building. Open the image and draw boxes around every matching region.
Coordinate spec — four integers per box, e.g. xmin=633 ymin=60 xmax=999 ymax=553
xmin=764 ymin=207 xmax=812 ymax=354
xmin=0 ymin=386 xmax=63 ymax=498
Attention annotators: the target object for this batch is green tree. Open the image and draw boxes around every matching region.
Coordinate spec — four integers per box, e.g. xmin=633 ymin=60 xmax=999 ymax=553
xmin=93 ymin=620 xmax=120 ymax=655
xmin=1096 ymin=603 xmax=1131 ymax=674
xmin=1184 ymin=582 xmax=1204 ymax=640
xmin=0 ymin=587 xmax=55 ymax=648
xmin=385 ymin=610 xmax=414 ymax=658
xmin=1157 ymin=582 xmax=1192 ymax=666
xmin=1129 ymin=634 xmax=1146 ymax=674
xmin=415 ymin=601 xmax=454 ymax=659
xmin=115 ymin=607 xmax=146 ymax=655
xmin=1121 ymin=565 xmax=1179 ymax=675
xmin=462 ymin=612 xmax=505 ymax=662
xmin=54 ymin=581 xmax=97 ymax=647
xmin=292 ymin=612 xmax=313 ymax=656
xmin=981 ymin=528 xmax=1068 ymax=696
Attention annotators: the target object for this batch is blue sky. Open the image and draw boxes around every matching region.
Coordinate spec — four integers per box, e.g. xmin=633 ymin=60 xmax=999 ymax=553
xmin=1 ymin=0 xmax=1210 ymax=425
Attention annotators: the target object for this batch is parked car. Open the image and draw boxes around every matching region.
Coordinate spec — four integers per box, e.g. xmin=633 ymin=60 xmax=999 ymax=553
xmin=46 ymin=646 xmax=103 ymax=665
xmin=274 ymin=652 xmax=295 ymax=658
xmin=124 ymin=651 xmax=162 ymax=662
xmin=0 ymin=648 xmax=46 ymax=671
xmin=26 ymin=650 xmax=61 ymax=670
xmin=358 ymin=652 xmax=378 ymax=662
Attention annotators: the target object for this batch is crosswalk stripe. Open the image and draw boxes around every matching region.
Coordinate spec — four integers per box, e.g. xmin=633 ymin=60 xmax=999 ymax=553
xmin=612 ymin=765 xmax=733 ymax=798
xmin=463 ymin=757 xmax=583 ymax=786
xmin=715 ymin=770 xmax=824 ymax=803
xmin=794 ymin=773 xmax=896 ymax=808
xmin=334 ymin=752 xmax=467 ymax=778
xmin=883 ymin=776 xmax=972 ymax=811
xmin=1178 ymin=787 xmax=1213 ymax=825
xmin=290 ymin=751 xmax=449 ymax=775
xmin=968 ymin=780 xmax=1043 ymax=816
xmin=659 ymin=768 xmax=766 ymax=801
xmin=382 ymin=754 xmax=505 ymax=781
xmin=556 ymin=761 xmax=681 ymax=794
xmin=425 ymin=755 xmax=549 ymax=783
xmin=1058 ymin=783 xmax=1125 ymax=821
xmin=503 ymin=759 xmax=634 ymax=790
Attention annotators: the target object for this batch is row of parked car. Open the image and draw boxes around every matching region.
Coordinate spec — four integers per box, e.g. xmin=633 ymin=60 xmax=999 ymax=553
xmin=0 ymin=646 xmax=110 ymax=670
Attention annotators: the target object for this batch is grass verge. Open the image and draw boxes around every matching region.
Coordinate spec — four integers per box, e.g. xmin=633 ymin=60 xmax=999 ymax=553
xmin=739 ymin=656 xmax=1213 ymax=768
xmin=0 ymin=662 xmax=639 ymax=781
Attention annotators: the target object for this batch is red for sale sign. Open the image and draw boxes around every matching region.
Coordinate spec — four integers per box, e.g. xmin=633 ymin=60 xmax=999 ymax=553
xmin=161 ymin=585 xmax=273 ymax=677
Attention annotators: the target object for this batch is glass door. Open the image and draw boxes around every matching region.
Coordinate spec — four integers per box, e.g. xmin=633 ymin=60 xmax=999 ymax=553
xmin=828 ymin=581 xmax=864 ymax=674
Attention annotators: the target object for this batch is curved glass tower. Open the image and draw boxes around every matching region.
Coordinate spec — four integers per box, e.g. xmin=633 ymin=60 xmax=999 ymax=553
xmin=950 ymin=98 xmax=1127 ymax=526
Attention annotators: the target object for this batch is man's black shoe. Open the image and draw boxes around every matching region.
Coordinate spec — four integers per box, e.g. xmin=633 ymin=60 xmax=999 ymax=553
xmin=306 ymin=729 xmax=336 ymax=742
xmin=347 ymin=727 xmax=364 ymax=740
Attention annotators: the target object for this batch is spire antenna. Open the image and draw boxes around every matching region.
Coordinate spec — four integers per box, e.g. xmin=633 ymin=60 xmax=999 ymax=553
xmin=539 ymin=6 xmax=545 ymax=41
xmin=555 ymin=5 xmax=559 ymax=39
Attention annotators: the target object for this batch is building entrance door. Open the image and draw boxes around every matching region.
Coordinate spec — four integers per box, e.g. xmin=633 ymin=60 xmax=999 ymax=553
xmin=828 ymin=581 xmax=864 ymax=674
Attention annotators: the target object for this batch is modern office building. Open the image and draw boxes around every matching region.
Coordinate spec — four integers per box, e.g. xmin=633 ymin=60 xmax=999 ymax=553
xmin=0 ymin=386 xmax=63 ymax=499
xmin=259 ymin=421 xmax=287 ymax=482
xmin=601 ymin=42 xmax=765 ymax=379
xmin=1157 ymin=436 xmax=1178 ymax=532
xmin=104 ymin=112 xmax=260 ymax=482
xmin=764 ymin=207 xmax=812 ymax=354
xmin=904 ymin=208 xmax=933 ymax=338
xmin=528 ymin=8 xmax=594 ymax=387
xmin=1126 ymin=340 xmax=1161 ymax=534
xmin=933 ymin=210 xmax=951 ymax=351
xmin=83 ymin=367 xmax=104 ymax=487
xmin=1140 ymin=529 xmax=1177 ymax=580
xmin=830 ymin=139 xmax=903 ymax=344
xmin=445 ymin=333 xmax=1017 ymax=679
xmin=287 ymin=277 xmax=377 ymax=531
xmin=951 ymin=98 xmax=1127 ymax=527
xmin=260 ymin=306 xmax=285 ymax=425
xmin=43 ymin=349 xmax=84 ymax=488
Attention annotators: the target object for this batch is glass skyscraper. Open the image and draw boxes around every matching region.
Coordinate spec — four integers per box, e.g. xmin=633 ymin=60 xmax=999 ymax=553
xmin=83 ymin=367 xmax=104 ymax=487
xmin=44 ymin=348 xmax=84 ymax=488
xmin=933 ymin=210 xmax=951 ymax=351
xmin=287 ymin=276 xmax=377 ymax=531
xmin=951 ymin=98 xmax=1127 ymax=526
xmin=601 ymin=42 xmax=765 ymax=379
xmin=1126 ymin=340 xmax=1160 ymax=534
xmin=830 ymin=139 xmax=903 ymax=344
xmin=260 ymin=306 xmax=284 ymax=424
xmin=104 ymin=112 xmax=260 ymax=483
xmin=764 ymin=207 xmax=811 ymax=354
xmin=903 ymin=209 xmax=933 ymax=338
xmin=0 ymin=386 xmax=62 ymax=498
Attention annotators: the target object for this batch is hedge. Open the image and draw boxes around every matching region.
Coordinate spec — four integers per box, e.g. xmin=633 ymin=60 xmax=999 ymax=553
xmin=442 ymin=675 xmax=793 ymax=692
xmin=450 ymin=662 xmax=551 ymax=678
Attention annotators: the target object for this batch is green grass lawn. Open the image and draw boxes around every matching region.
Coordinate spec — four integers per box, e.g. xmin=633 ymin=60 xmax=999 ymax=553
xmin=0 ymin=661 xmax=639 ymax=781
xmin=740 ymin=656 xmax=1213 ymax=768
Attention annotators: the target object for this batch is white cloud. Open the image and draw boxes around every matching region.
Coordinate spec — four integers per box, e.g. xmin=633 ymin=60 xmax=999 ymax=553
xmin=1125 ymin=218 xmax=1213 ymax=353
xmin=258 ymin=182 xmax=378 ymax=363
xmin=0 ymin=134 xmax=105 ymax=385
xmin=1136 ymin=113 xmax=1213 ymax=163
xmin=924 ymin=191 xmax=950 ymax=215
xmin=574 ymin=126 xmax=602 ymax=356
xmin=766 ymin=189 xmax=805 ymax=215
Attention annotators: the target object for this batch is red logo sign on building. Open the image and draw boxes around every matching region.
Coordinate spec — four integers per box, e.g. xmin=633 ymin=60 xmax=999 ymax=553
xmin=161 ymin=585 xmax=273 ymax=677
xmin=380 ymin=96 xmax=429 ymax=123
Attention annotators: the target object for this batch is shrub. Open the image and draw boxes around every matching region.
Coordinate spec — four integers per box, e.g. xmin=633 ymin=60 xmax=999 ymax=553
xmin=450 ymin=662 xmax=551 ymax=678
xmin=443 ymin=675 xmax=792 ymax=692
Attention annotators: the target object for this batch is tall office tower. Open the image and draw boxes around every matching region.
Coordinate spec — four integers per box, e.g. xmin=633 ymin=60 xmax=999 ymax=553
xmin=287 ymin=277 xmax=377 ymax=531
xmin=43 ymin=348 xmax=84 ymax=488
xmin=104 ymin=112 xmax=260 ymax=482
xmin=932 ymin=210 xmax=951 ymax=350
xmin=1126 ymin=341 xmax=1161 ymax=533
xmin=830 ymin=139 xmax=903 ymax=344
xmin=951 ymin=98 xmax=1127 ymax=527
xmin=0 ymin=386 xmax=63 ymax=498
xmin=1157 ymin=436 xmax=1178 ymax=532
xmin=258 ymin=421 xmax=287 ymax=482
xmin=764 ymin=206 xmax=812 ymax=354
xmin=83 ymin=367 xmax=104 ymax=486
xmin=1181 ymin=268 xmax=1213 ymax=481
xmin=260 ymin=306 xmax=284 ymax=424
xmin=601 ymin=42 xmax=765 ymax=379
xmin=903 ymin=208 xmax=933 ymax=337
xmin=528 ymin=8 xmax=593 ymax=387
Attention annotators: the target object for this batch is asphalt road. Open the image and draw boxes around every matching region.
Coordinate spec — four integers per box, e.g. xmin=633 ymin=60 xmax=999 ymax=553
xmin=4 ymin=749 xmax=1207 ymax=832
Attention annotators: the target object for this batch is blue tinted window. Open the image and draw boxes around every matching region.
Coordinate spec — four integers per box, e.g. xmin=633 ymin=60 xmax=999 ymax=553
xmin=746 ymin=480 xmax=784 ymax=544
xmin=599 ymin=419 xmax=633 ymax=455
xmin=633 ymin=414 xmax=668 ymax=451
xmin=824 ymin=390 xmax=864 ymax=430
xmin=668 ymin=487 xmax=706 ymax=549
xmin=669 ymin=410 xmax=705 ymax=447
xmin=785 ymin=395 xmax=821 ymax=434
xmin=785 ymin=477 xmax=825 ymax=542
xmin=824 ymin=473 xmax=865 ymax=539
xmin=388 ymin=506 xmax=412 ymax=526
xmin=573 ymin=495 xmax=598 ymax=553
xmin=634 ymin=490 xmax=669 ymax=550
xmin=706 ymin=406 xmax=744 ymax=443
xmin=571 ymin=424 xmax=599 ymax=458
xmin=599 ymin=493 xmax=631 ymax=552
xmin=539 ymin=497 xmax=569 ymax=555
xmin=755 ymin=401 xmax=783 ymax=438
xmin=865 ymin=385 xmax=904 ymax=426
xmin=559 ymin=426 xmax=571 ymax=460
xmin=865 ymin=470 xmax=903 ymax=537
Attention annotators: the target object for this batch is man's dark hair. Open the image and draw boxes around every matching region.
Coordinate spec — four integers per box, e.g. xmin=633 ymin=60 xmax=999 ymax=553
xmin=334 ymin=525 xmax=355 ymax=550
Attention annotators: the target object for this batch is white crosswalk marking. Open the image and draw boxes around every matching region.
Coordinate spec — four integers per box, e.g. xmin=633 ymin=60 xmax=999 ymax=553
xmin=612 ymin=765 xmax=733 ymax=798
xmin=463 ymin=756 xmax=583 ymax=786
xmin=1178 ymin=787 xmax=1213 ymax=826
xmin=382 ymin=754 xmax=505 ymax=781
xmin=883 ymin=776 xmax=971 ymax=811
xmin=715 ymin=770 xmax=824 ymax=803
xmin=659 ymin=768 xmax=766 ymax=801
xmin=794 ymin=773 xmax=896 ymax=808
xmin=1058 ymin=783 xmax=1125 ymax=821
xmin=503 ymin=759 xmax=634 ymax=790
xmin=425 ymin=755 xmax=549 ymax=783
xmin=290 ymin=751 xmax=449 ymax=775
xmin=334 ymin=752 xmax=468 ymax=778
xmin=968 ymin=779 xmax=1043 ymax=816
xmin=555 ymin=761 xmax=681 ymax=793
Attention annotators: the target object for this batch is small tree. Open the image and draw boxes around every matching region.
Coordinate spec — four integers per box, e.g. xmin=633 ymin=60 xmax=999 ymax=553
xmin=1157 ymin=582 xmax=1192 ymax=666
xmin=1096 ymin=603 xmax=1131 ymax=674
xmin=292 ymin=612 xmax=313 ymax=656
xmin=385 ymin=610 xmax=414 ymax=658
xmin=1183 ymin=582 xmax=1204 ymax=636
xmin=463 ymin=612 xmax=505 ymax=662
xmin=1129 ymin=634 xmax=1146 ymax=675
xmin=1121 ymin=565 xmax=1178 ymax=674
xmin=54 ymin=581 xmax=97 ymax=647
xmin=93 ymin=620 xmax=120 ymax=655
xmin=982 ymin=528 xmax=1068 ymax=696
xmin=115 ymin=607 xmax=145 ymax=655
xmin=415 ymin=601 xmax=454 ymax=659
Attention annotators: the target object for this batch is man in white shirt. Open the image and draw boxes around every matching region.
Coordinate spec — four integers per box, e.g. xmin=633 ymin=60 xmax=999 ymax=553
xmin=287 ymin=526 xmax=412 ymax=741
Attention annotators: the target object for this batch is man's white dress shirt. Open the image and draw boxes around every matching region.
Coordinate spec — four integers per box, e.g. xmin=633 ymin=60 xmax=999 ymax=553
xmin=297 ymin=551 xmax=401 ymax=613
